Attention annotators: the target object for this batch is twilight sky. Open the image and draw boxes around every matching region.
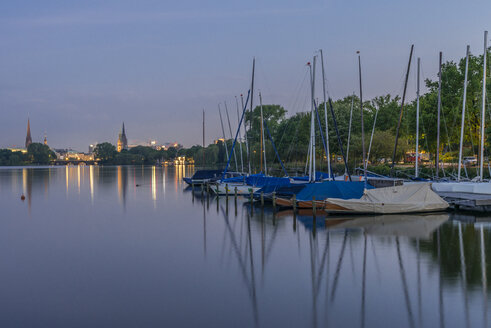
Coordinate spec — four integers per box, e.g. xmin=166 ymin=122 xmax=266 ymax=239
xmin=0 ymin=0 xmax=490 ymax=151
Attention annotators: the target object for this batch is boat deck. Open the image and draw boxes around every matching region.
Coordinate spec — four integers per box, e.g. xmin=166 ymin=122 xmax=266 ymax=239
xmin=438 ymin=191 xmax=491 ymax=212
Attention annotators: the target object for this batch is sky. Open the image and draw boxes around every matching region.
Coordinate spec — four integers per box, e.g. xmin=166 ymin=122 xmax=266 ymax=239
xmin=0 ymin=0 xmax=490 ymax=151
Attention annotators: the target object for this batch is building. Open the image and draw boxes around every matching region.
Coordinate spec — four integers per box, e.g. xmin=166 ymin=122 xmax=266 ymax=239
xmin=117 ymin=122 xmax=128 ymax=152
xmin=25 ymin=119 xmax=32 ymax=149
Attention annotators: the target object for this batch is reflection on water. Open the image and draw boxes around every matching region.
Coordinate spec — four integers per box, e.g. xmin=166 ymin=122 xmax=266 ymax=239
xmin=0 ymin=166 xmax=489 ymax=328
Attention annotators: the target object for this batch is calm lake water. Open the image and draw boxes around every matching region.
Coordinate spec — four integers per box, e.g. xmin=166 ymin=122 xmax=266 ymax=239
xmin=0 ymin=165 xmax=489 ymax=328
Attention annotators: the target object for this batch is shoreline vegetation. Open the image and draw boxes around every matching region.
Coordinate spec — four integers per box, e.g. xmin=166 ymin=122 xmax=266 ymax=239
xmin=2 ymin=50 xmax=490 ymax=179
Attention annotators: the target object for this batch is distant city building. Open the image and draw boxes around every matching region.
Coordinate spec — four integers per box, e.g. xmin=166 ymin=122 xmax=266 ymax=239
xmin=54 ymin=149 xmax=94 ymax=161
xmin=117 ymin=122 xmax=128 ymax=152
xmin=214 ymin=138 xmax=225 ymax=144
xmin=88 ymin=144 xmax=96 ymax=153
xmin=43 ymin=133 xmax=48 ymax=146
xmin=25 ymin=119 xmax=32 ymax=149
xmin=7 ymin=148 xmax=27 ymax=154
xmin=162 ymin=142 xmax=182 ymax=150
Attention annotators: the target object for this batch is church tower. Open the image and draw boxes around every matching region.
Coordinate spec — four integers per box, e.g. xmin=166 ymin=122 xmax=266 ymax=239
xmin=44 ymin=133 xmax=48 ymax=146
xmin=25 ymin=118 xmax=32 ymax=149
xmin=117 ymin=122 xmax=128 ymax=152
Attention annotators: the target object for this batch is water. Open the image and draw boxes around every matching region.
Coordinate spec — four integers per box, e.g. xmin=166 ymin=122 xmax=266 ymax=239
xmin=0 ymin=166 xmax=489 ymax=328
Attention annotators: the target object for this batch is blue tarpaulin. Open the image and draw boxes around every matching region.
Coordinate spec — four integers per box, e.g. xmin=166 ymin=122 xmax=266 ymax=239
xmin=245 ymin=176 xmax=290 ymax=188
xmin=295 ymin=181 xmax=372 ymax=201
xmin=291 ymin=171 xmax=332 ymax=182
xmin=255 ymin=184 xmax=306 ymax=197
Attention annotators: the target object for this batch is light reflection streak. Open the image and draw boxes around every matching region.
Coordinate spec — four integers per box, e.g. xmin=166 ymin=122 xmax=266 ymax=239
xmin=65 ymin=166 xmax=69 ymax=195
xmin=89 ymin=165 xmax=94 ymax=202
xmin=152 ymin=166 xmax=157 ymax=205
xmin=77 ymin=165 xmax=81 ymax=194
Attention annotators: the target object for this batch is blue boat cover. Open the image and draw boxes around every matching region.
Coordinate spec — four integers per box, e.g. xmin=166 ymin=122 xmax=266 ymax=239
xmin=295 ymin=181 xmax=373 ymax=201
xmin=222 ymin=176 xmax=246 ymax=183
xmin=191 ymin=170 xmax=223 ymax=179
xmin=256 ymin=184 xmax=305 ymax=197
xmin=291 ymin=171 xmax=332 ymax=182
xmin=246 ymin=175 xmax=290 ymax=187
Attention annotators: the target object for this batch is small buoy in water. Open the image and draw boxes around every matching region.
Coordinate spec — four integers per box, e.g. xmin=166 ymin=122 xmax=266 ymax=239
xmin=21 ymin=194 xmax=26 ymax=201
xmin=136 ymin=184 xmax=141 ymax=187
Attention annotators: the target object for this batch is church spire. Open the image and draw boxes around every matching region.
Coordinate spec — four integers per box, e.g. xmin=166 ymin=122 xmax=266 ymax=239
xmin=25 ymin=118 xmax=32 ymax=149
xmin=117 ymin=122 xmax=128 ymax=152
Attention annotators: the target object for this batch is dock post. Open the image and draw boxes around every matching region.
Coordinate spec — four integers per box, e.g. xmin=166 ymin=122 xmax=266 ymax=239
xmin=312 ymin=196 xmax=316 ymax=217
xmin=225 ymin=184 xmax=229 ymax=201
xmin=260 ymin=192 xmax=264 ymax=207
xmin=292 ymin=194 xmax=297 ymax=213
xmin=272 ymin=192 xmax=276 ymax=210
xmin=201 ymin=183 xmax=204 ymax=196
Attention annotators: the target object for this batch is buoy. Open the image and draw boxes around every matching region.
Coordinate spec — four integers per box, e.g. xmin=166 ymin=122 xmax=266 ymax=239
xmin=136 ymin=184 xmax=141 ymax=187
xmin=21 ymin=194 xmax=25 ymax=201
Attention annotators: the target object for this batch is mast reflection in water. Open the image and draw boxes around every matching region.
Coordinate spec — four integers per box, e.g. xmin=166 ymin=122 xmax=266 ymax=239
xmin=0 ymin=166 xmax=489 ymax=328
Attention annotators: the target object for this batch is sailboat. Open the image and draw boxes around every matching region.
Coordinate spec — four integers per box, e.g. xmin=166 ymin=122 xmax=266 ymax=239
xmin=432 ymin=31 xmax=491 ymax=202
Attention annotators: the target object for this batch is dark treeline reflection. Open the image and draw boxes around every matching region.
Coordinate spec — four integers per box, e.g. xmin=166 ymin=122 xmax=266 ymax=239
xmin=419 ymin=216 xmax=490 ymax=288
xmin=0 ymin=166 xmax=489 ymax=328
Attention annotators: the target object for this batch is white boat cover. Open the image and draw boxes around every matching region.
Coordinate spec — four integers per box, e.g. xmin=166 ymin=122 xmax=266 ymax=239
xmin=324 ymin=183 xmax=448 ymax=214
xmin=212 ymin=182 xmax=260 ymax=195
xmin=327 ymin=214 xmax=449 ymax=239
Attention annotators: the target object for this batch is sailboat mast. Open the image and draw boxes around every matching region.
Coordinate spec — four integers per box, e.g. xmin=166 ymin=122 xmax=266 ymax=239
xmin=218 ymin=104 xmax=229 ymax=162
xmin=480 ymin=31 xmax=488 ymax=181
xmin=346 ymin=94 xmax=354 ymax=176
xmin=235 ymin=96 xmax=244 ymax=173
xmin=312 ymin=57 xmax=316 ymax=182
xmin=358 ymin=51 xmax=367 ymax=188
xmin=415 ymin=58 xmax=421 ymax=178
xmin=367 ymin=105 xmax=379 ymax=165
xmin=308 ymin=58 xmax=317 ymax=182
xmin=391 ymin=45 xmax=414 ymax=176
xmin=320 ymin=49 xmax=331 ymax=179
xmin=224 ymin=102 xmax=238 ymax=172
xmin=458 ymin=46 xmax=470 ymax=181
xmin=259 ymin=92 xmax=267 ymax=174
xmin=202 ymin=109 xmax=205 ymax=166
xmin=241 ymin=94 xmax=251 ymax=175
xmin=250 ymin=58 xmax=256 ymax=173
xmin=436 ymin=52 xmax=442 ymax=179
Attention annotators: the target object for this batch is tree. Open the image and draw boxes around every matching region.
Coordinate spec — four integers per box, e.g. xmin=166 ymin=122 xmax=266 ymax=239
xmin=0 ymin=149 xmax=28 ymax=165
xmin=94 ymin=142 xmax=117 ymax=163
xmin=27 ymin=143 xmax=56 ymax=164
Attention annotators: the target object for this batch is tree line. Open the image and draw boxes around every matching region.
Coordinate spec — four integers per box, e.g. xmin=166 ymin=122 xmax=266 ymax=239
xmin=1 ymin=50 xmax=489 ymax=175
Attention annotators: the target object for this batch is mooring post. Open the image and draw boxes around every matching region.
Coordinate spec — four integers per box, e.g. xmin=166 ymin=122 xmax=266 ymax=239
xmin=312 ymin=196 xmax=316 ymax=217
xmin=292 ymin=194 xmax=297 ymax=213
xmin=201 ymin=183 xmax=204 ymax=195
xmin=260 ymin=192 xmax=264 ymax=206
xmin=225 ymin=184 xmax=229 ymax=201
xmin=272 ymin=192 xmax=276 ymax=210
